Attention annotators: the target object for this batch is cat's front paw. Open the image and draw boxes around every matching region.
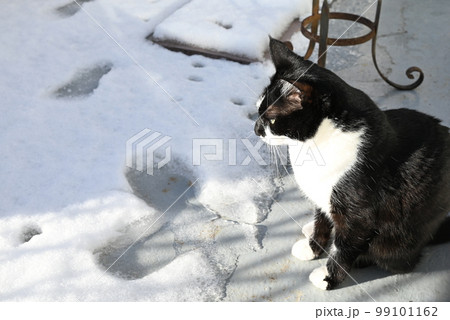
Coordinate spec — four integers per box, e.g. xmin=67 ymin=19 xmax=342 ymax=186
xmin=309 ymin=266 xmax=331 ymax=290
xmin=302 ymin=220 xmax=314 ymax=239
xmin=292 ymin=239 xmax=316 ymax=261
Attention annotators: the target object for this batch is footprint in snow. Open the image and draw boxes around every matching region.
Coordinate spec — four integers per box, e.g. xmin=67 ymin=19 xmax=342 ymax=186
xmin=192 ymin=62 xmax=205 ymax=68
xmin=54 ymin=63 xmax=112 ymax=99
xmin=230 ymin=98 xmax=245 ymax=106
xmin=55 ymin=0 xmax=94 ymax=17
xmin=20 ymin=224 xmax=42 ymax=244
xmin=188 ymin=75 xmax=203 ymax=82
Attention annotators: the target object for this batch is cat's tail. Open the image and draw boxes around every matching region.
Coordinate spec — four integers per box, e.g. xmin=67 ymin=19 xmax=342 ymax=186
xmin=429 ymin=216 xmax=450 ymax=245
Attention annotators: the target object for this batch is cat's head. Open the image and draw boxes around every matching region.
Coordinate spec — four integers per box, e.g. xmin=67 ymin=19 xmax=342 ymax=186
xmin=254 ymin=37 xmax=344 ymax=145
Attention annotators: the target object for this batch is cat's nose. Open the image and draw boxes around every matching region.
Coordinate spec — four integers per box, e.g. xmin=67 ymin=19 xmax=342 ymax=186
xmin=254 ymin=118 xmax=266 ymax=137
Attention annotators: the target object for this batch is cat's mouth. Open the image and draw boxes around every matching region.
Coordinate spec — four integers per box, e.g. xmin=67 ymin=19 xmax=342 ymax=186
xmin=254 ymin=117 xmax=269 ymax=137
xmin=254 ymin=117 xmax=291 ymax=146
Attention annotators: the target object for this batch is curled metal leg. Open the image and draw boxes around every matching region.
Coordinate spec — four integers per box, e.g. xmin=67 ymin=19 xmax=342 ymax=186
xmin=371 ymin=41 xmax=424 ymax=90
xmin=371 ymin=0 xmax=424 ymax=90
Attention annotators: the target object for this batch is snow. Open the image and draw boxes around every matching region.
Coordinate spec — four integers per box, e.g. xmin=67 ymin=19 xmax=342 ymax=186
xmin=0 ymin=0 xmax=287 ymax=301
xmin=1 ymin=0 xmax=449 ymax=302
xmin=152 ymin=0 xmax=311 ymax=60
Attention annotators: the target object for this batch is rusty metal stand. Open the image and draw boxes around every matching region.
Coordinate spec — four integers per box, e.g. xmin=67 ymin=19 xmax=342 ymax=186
xmin=301 ymin=0 xmax=424 ymax=90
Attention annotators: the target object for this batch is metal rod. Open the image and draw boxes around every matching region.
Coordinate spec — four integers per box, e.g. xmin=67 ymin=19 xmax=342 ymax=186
xmin=318 ymin=0 xmax=329 ymax=67
xmin=304 ymin=0 xmax=320 ymax=60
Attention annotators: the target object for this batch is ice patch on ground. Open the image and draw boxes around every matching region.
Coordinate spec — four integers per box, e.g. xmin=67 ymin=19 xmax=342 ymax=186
xmin=140 ymin=249 xmax=228 ymax=302
xmin=106 ymin=156 xmax=271 ymax=293
xmin=95 ymin=226 xmax=177 ymax=280
xmin=198 ymin=176 xmax=276 ymax=224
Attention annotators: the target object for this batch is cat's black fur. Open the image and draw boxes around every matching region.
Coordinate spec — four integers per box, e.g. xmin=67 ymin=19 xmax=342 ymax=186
xmin=255 ymin=38 xmax=450 ymax=290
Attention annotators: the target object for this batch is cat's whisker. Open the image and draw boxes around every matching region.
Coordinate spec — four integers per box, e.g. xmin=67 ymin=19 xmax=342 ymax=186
xmin=270 ymin=145 xmax=279 ymax=178
xmin=268 ymin=145 xmax=272 ymax=165
xmin=273 ymin=145 xmax=288 ymax=179
xmin=274 ymin=146 xmax=283 ymax=178
xmin=269 ymin=145 xmax=275 ymax=176
xmin=274 ymin=145 xmax=298 ymax=186
xmin=275 ymin=145 xmax=289 ymax=164
xmin=274 ymin=146 xmax=281 ymax=178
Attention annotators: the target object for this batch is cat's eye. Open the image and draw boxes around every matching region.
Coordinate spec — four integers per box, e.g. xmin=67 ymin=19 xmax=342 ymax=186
xmin=270 ymin=119 xmax=276 ymax=125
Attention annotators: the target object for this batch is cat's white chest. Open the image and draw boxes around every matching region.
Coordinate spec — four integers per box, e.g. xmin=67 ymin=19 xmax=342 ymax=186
xmin=288 ymin=118 xmax=364 ymax=215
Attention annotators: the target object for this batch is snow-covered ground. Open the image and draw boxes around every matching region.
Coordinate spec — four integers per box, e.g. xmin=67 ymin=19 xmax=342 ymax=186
xmin=1 ymin=0 xmax=449 ymax=301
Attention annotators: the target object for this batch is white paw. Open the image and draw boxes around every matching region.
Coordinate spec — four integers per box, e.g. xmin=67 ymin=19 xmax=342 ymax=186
xmin=302 ymin=221 xmax=314 ymax=238
xmin=309 ymin=266 xmax=330 ymax=290
xmin=292 ymin=239 xmax=315 ymax=261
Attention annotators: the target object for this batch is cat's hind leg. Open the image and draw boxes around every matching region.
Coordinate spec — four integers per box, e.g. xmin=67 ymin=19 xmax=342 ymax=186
xmin=353 ymin=255 xmax=375 ymax=269
xmin=374 ymin=248 xmax=422 ymax=274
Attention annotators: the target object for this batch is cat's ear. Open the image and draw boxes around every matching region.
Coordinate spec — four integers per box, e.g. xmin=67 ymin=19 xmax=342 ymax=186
xmin=269 ymin=36 xmax=302 ymax=69
xmin=283 ymin=41 xmax=293 ymax=51
xmin=286 ymin=89 xmax=302 ymax=107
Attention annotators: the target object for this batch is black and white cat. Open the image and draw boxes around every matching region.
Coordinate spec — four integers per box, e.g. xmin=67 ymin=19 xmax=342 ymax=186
xmin=254 ymin=37 xmax=450 ymax=290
